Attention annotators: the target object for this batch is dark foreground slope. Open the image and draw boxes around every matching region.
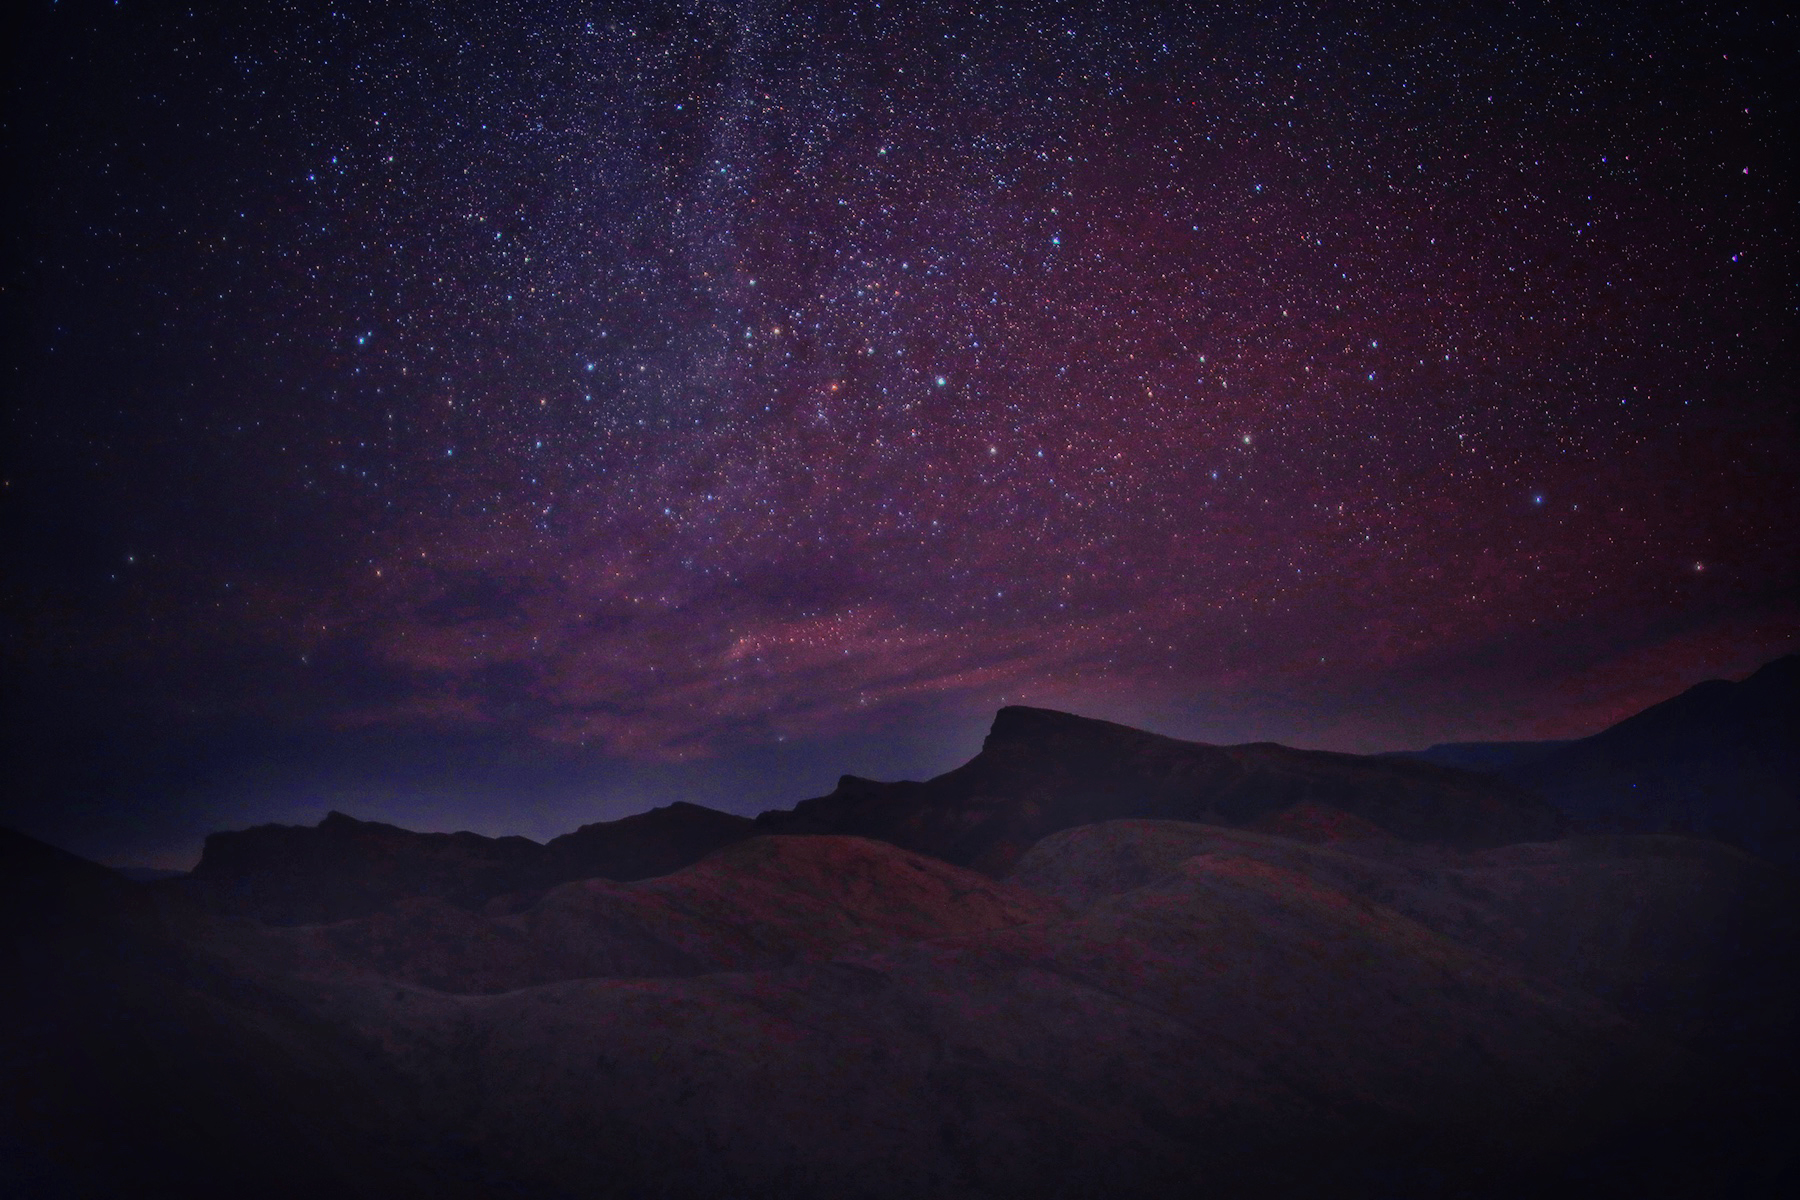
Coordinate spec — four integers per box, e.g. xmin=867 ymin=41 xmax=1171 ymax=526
xmin=1009 ymin=821 xmax=1799 ymax=1063
xmin=10 ymin=811 xmax=1799 ymax=1199
xmin=0 ymin=829 xmax=480 ymax=1200
xmin=1507 ymin=655 xmax=1800 ymax=863
xmin=13 ymin=686 xmax=1798 ymax=1198
xmin=758 ymin=705 xmax=1562 ymax=872
xmin=234 ymin=825 xmax=1795 ymax=1200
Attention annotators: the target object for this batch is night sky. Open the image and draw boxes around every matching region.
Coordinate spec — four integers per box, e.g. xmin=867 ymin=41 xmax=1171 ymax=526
xmin=4 ymin=1 xmax=1795 ymax=868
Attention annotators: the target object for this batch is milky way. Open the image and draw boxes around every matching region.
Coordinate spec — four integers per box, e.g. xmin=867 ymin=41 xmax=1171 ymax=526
xmin=4 ymin=1 xmax=1796 ymax=858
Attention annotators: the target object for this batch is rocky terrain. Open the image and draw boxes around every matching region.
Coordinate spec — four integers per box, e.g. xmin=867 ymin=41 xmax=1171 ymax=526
xmin=1 ymin=827 xmax=483 ymax=1199
xmin=6 ymin=665 xmax=1798 ymax=1198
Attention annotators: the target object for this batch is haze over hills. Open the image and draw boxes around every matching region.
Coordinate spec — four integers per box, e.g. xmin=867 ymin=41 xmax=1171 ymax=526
xmin=6 ymin=660 xmax=1799 ymax=1197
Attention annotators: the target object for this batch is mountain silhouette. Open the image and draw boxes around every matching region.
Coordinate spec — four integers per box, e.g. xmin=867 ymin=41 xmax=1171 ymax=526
xmin=183 ymin=800 xmax=754 ymax=924
xmin=12 ymin=667 xmax=1800 ymax=1196
xmin=757 ymin=704 xmax=1563 ymax=871
xmin=1385 ymin=656 xmax=1800 ymax=863
xmin=177 ymin=707 xmax=1563 ymax=925
xmin=1506 ymin=655 xmax=1799 ymax=862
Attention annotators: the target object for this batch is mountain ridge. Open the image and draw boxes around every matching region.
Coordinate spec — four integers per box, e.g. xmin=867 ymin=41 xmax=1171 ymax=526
xmin=1506 ymin=655 xmax=1798 ymax=862
xmin=10 ymin=662 xmax=1800 ymax=1196
xmin=754 ymin=703 xmax=1562 ymax=874
xmin=167 ymin=656 xmax=1796 ymax=926
xmin=1382 ymin=655 xmax=1798 ymax=862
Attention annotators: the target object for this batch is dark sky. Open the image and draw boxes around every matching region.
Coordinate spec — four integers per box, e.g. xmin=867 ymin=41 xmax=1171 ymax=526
xmin=4 ymin=0 xmax=1795 ymax=867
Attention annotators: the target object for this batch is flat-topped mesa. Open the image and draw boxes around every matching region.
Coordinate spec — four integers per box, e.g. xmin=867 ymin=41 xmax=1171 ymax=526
xmin=758 ymin=705 xmax=1562 ymax=875
xmin=984 ymin=703 xmax=1145 ymax=745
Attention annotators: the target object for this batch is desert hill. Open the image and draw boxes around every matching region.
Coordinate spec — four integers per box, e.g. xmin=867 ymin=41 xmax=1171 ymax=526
xmin=10 ymin=812 xmax=1797 ymax=1197
xmin=0 ymin=828 xmax=482 ymax=1199
xmin=182 ymin=809 xmax=546 ymax=924
xmin=1009 ymin=820 xmax=1798 ymax=1056
xmin=227 ymin=817 xmax=1794 ymax=1199
xmin=11 ymin=669 xmax=1800 ymax=1196
xmin=757 ymin=704 xmax=1563 ymax=872
xmin=177 ymin=706 xmax=1562 ymax=924
xmin=246 ymin=835 xmax=1062 ymax=993
xmin=1384 ymin=655 xmax=1800 ymax=863
xmin=540 ymin=798 xmax=755 ymax=883
xmin=1507 ymin=654 xmax=1799 ymax=862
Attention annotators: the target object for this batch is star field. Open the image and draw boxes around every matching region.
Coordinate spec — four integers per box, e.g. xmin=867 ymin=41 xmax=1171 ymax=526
xmin=4 ymin=0 xmax=1796 ymax=834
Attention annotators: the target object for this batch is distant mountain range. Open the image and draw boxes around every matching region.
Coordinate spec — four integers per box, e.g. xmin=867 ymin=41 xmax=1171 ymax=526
xmin=1382 ymin=739 xmax=1571 ymax=773
xmin=181 ymin=801 xmax=753 ymax=924
xmin=5 ymin=657 xmax=1797 ymax=1198
xmin=172 ymin=702 xmax=1562 ymax=924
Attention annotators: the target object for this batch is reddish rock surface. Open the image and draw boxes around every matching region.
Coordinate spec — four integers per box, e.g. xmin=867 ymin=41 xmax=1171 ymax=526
xmin=1246 ymin=799 xmax=1394 ymax=842
xmin=286 ymin=823 xmax=1735 ymax=1199
xmin=280 ymin=835 xmax=1064 ymax=993
xmin=11 ymin=809 xmax=1799 ymax=1198
xmin=1008 ymin=819 xmax=1800 ymax=1053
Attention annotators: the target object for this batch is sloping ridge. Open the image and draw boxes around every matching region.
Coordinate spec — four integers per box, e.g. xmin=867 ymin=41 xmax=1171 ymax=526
xmin=541 ymin=800 xmax=754 ymax=883
xmin=1507 ymin=654 xmax=1800 ymax=862
xmin=756 ymin=704 xmax=1562 ymax=873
